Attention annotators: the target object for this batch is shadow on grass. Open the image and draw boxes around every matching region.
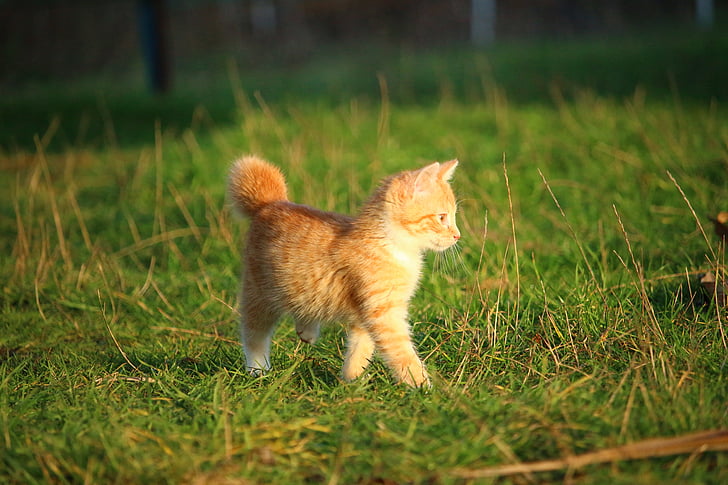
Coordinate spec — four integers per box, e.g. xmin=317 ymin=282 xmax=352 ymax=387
xmin=102 ymin=341 xmax=349 ymax=391
xmin=103 ymin=343 xmax=241 ymax=378
xmin=647 ymin=271 xmax=724 ymax=318
xmin=647 ymin=276 xmax=728 ymax=375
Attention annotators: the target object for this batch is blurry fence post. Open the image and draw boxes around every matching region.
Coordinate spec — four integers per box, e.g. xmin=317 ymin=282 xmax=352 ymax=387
xmin=471 ymin=0 xmax=496 ymax=46
xmin=137 ymin=0 xmax=171 ymax=94
xmin=251 ymin=0 xmax=277 ymax=36
xmin=695 ymin=0 xmax=714 ymax=29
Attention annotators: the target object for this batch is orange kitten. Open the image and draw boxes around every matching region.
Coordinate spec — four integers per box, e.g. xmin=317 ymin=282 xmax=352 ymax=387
xmin=228 ymin=155 xmax=460 ymax=387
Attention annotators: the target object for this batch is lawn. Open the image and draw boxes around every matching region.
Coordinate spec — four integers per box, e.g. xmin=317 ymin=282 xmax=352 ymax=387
xmin=1 ymin=29 xmax=727 ymax=484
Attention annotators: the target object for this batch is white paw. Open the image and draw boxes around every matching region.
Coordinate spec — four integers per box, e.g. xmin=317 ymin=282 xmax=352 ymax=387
xmin=248 ymin=366 xmax=267 ymax=377
xmin=245 ymin=354 xmax=271 ymax=377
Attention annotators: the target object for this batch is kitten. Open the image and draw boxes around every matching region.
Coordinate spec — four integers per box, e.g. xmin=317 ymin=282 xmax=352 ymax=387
xmin=228 ymin=155 xmax=460 ymax=387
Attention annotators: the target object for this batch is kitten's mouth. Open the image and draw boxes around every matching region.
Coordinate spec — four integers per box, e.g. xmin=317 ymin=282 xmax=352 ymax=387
xmin=433 ymin=239 xmax=459 ymax=251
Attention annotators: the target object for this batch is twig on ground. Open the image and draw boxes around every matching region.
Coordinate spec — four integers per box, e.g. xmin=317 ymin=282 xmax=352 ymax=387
xmin=451 ymin=429 xmax=728 ymax=479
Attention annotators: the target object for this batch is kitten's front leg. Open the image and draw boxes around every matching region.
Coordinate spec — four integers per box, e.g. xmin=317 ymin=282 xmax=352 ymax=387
xmin=342 ymin=325 xmax=375 ymax=381
xmin=370 ymin=310 xmax=430 ymax=387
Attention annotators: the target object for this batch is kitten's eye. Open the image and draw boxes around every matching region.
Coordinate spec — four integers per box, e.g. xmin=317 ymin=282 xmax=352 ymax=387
xmin=438 ymin=213 xmax=448 ymax=225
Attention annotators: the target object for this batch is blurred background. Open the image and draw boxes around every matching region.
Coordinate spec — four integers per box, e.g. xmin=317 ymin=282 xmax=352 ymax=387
xmin=1 ymin=1 xmax=726 ymax=152
xmin=1 ymin=0 xmax=723 ymax=90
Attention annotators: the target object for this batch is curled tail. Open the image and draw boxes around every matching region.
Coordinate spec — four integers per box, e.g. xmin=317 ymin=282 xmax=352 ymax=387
xmin=228 ymin=156 xmax=288 ymax=217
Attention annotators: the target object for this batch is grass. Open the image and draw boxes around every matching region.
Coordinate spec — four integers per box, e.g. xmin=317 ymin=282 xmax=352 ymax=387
xmin=2 ymin=28 xmax=728 ymax=484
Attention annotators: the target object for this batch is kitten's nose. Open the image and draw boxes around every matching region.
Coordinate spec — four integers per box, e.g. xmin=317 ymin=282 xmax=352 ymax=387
xmin=453 ymin=232 xmax=460 ymax=241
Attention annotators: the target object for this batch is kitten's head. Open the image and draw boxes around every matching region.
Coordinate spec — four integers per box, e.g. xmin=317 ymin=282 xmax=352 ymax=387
xmin=384 ymin=160 xmax=460 ymax=252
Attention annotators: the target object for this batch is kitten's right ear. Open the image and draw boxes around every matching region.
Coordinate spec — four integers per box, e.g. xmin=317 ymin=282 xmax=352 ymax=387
xmin=438 ymin=159 xmax=458 ymax=181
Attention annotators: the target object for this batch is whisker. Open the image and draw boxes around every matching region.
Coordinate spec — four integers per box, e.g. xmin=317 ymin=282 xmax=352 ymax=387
xmin=451 ymin=245 xmax=467 ymax=273
xmin=433 ymin=245 xmax=467 ymax=276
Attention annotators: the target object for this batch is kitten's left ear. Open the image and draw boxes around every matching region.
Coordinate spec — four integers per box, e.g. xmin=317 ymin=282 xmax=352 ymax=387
xmin=439 ymin=159 xmax=458 ymax=181
xmin=413 ymin=160 xmax=458 ymax=194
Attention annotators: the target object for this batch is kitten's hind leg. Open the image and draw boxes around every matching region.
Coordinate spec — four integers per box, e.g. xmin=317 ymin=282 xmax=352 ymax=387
xmin=295 ymin=319 xmax=321 ymax=344
xmin=342 ymin=325 xmax=375 ymax=381
xmin=240 ymin=300 xmax=281 ymax=376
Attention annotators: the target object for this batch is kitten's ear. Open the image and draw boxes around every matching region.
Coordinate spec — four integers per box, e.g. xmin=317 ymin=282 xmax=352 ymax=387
xmin=413 ymin=162 xmax=441 ymax=194
xmin=439 ymin=159 xmax=458 ymax=181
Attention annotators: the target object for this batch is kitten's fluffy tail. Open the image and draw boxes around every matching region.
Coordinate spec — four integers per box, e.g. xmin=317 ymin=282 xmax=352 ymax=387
xmin=228 ymin=156 xmax=288 ymax=217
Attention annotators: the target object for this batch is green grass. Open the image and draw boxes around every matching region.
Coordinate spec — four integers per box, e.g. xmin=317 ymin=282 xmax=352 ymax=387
xmin=2 ymin=29 xmax=728 ymax=484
